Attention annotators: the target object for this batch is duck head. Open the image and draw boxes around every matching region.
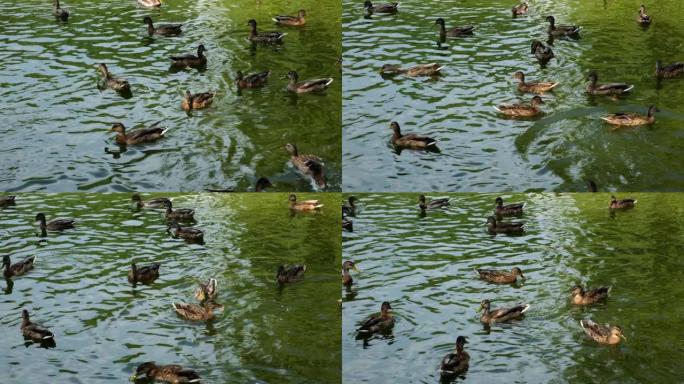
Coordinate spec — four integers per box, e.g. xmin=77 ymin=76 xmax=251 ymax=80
xmin=495 ymin=197 xmax=504 ymax=207
xmin=456 ymin=335 xmax=468 ymax=351
xmin=343 ymin=260 xmax=360 ymax=272
xmin=288 ymin=194 xmax=297 ymax=203
xmin=478 ymin=299 xmax=491 ymax=312
xmin=435 ymin=18 xmax=446 ymax=27
xmin=511 ymin=267 xmax=525 ymax=278
xmin=380 ymin=301 xmax=392 ymax=313
xmin=486 ymin=216 xmax=497 ymax=227
xmin=285 ymin=143 xmax=299 ymax=156
xmin=587 ymin=71 xmax=598 ymax=85
xmin=512 ymin=71 xmax=525 ymax=82
xmin=363 ymin=1 xmax=373 ymax=10
xmin=530 ymin=40 xmax=543 ymax=54
xmin=35 ymin=213 xmax=47 ymax=225
xmin=570 ymin=284 xmax=584 ymax=297
xmin=298 ymin=10 xmax=307 ymax=17
xmin=389 ymin=121 xmax=402 ymax=135
xmin=530 ymin=95 xmax=544 ymax=106
xmin=611 ymin=326 xmax=627 ymax=341
xmin=285 ymin=70 xmax=299 ymax=82
xmin=545 ymin=15 xmax=556 ymax=27
xmin=132 ymin=362 xmax=157 ymax=380
xmin=2 ymin=255 xmax=10 ymax=268
xmin=142 ymin=16 xmax=153 ymax=26
xmin=247 ymin=19 xmax=257 ymax=28
xmin=197 ymin=44 xmax=206 ymax=56
xmin=109 ymin=123 xmax=126 ymax=134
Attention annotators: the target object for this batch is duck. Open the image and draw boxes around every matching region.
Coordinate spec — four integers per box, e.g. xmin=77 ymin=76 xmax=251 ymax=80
xmin=358 ymin=301 xmax=394 ymax=334
xmin=601 ymin=105 xmax=656 ymax=127
xmin=236 ymin=70 xmax=271 ymax=89
xmin=173 ymin=301 xmax=223 ymax=321
xmin=164 ymin=200 xmax=195 ymax=221
xmin=137 ymin=0 xmax=161 ymax=7
xmin=273 ymin=10 xmax=306 ymax=26
xmin=513 ymin=71 xmax=558 ymax=93
xmin=170 ymin=44 xmax=207 ymax=69
xmin=440 ymin=336 xmax=470 ymax=377
xmin=109 ymin=122 xmax=168 ymax=146
xmin=194 ymin=278 xmax=218 ymax=302
xmin=97 ymin=64 xmax=131 ymax=93
xmin=546 ymin=15 xmax=581 ymax=37
xmin=478 ymin=299 xmax=530 ymax=324
xmin=494 ymin=95 xmax=544 ymax=117
xmin=35 ymin=213 xmax=75 ymax=232
xmin=495 ymin=197 xmax=525 ymax=215
xmin=571 ymin=285 xmax=611 ymax=305
xmin=143 ymin=16 xmax=182 ymax=36
xmin=277 ymin=264 xmax=307 ymax=284
xmin=3 ymin=255 xmax=35 ymax=279
xmin=21 ymin=310 xmax=54 ymax=343
xmin=168 ymin=222 xmax=204 ymax=243
xmin=248 ymin=19 xmax=286 ymax=43
xmin=181 ymin=90 xmax=215 ymax=111
xmin=128 ymin=262 xmax=160 ymax=284
xmin=580 ymin=319 xmax=626 ymax=345
xmin=380 ymin=63 xmax=445 ymax=77
xmin=435 ymin=18 xmax=475 ymax=37
xmin=511 ymin=2 xmax=528 ymax=16
xmin=586 ymin=71 xmax=633 ymax=95
xmin=342 ymin=196 xmax=359 ymax=216
xmin=131 ymin=362 xmax=201 ymax=383
xmin=486 ymin=216 xmax=524 ymax=234
xmin=342 ymin=260 xmax=360 ymax=285
xmin=609 ymin=195 xmax=637 ymax=209
xmin=255 ymin=177 xmax=272 ymax=192
xmin=655 ymin=60 xmax=684 ymax=78
xmin=288 ymin=194 xmax=323 ymax=211
xmin=531 ymin=40 xmax=554 ymax=62
xmin=285 ymin=71 xmax=333 ymax=93
xmin=476 ymin=267 xmax=524 ymax=284
xmin=131 ymin=193 xmax=170 ymax=209
xmin=637 ymin=5 xmax=651 ymax=25
xmin=0 ymin=195 xmax=16 ymax=207
xmin=364 ymin=1 xmax=399 ymax=14
xmin=418 ymin=194 xmax=450 ymax=212
xmin=52 ymin=0 xmax=69 ymax=21
xmin=343 ymin=216 xmax=354 ymax=232
xmin=285 ymin=143 xmax=326 ymax=188
xmin=390 ymin=122 xmax=437 ymax=149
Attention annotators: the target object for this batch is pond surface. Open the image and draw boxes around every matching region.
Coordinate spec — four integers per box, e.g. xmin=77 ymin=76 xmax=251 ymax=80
xmin=0 ymin=193 xmax=340 ymax=383
xmin=342 ymin=0 xmax=684 ymax=192
xmin=342 ymin=193 xmax=684 ymax=383
xmin=0 ymin=0 xmax=341 ymax=192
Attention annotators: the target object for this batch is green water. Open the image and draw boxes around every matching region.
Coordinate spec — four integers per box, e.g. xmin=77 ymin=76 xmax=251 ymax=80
xmin=0 ymin=0 xmax=341 ymax=192
xmin=0 ymin=193 xmax=341 ymax=383
xmin=342 ymin=193 xmax=684 ymax=383
xmin=342 ymin=0 xmax=684 ymax=192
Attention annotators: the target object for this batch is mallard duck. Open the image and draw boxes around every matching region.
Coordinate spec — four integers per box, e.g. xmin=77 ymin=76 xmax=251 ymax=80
xmin=236 ymin=70 xmax=270 ymax=89
xmin=168 ymin=222 xmax=204 ymax=243
xmin=511 ymin=2 xmax=528 ymax=16
xmin=435 ymin=18 xmax=475 ymax=37
xmin=181 ymin=90 xmax=214 ymax=111
xmin=609 ymin=195 xmax=637 ymax=209
xmin=586 ymin=71 xmax=633 ymax=95
xmin=277 ymin=264 xmax=307 ymax=283
xmin=3 ymin=255 xmax=35 ymax=279
xmin=342 ymin=260 xmax=360 ymax=285
xmin=495 ymin=197 xmax=524 ymax=215
xmin=97 ymin=64 xmax=131 ymax=93
xmin=52 ymin=0 xmax=69 ymax=21
xmin=580 ymin=319 xmax=626 ymax=345
xmin=173 ymin=301 xmax=223 ymax=321
xmin=248 ymin=19 xmax=286 ymax=43
xmin=390 ymin=122 xmax=437 ymax=149
xmin=637 ymin=5 xmax=651 ymax=25
xmin=364 ymin=1 xmax=398 ymax=14
xmin=342 ymin=196 xmax=359 ymax=216
xmin=478 ymin=299 xmax=530 ymax=324
xmin=601 ymin=105 xmax=656 ymax=127
xmin=131 ymin=193 xmax=170 ymax=209
xmin=164 ymin=200 xmax=195 ymax=221
xmin=0 ymin=195 xmax=16 ymax=207
xmin=21 ymin=310 xmax=54 ymax=343
xmin=476 ymin=267 xmax=524 ymax=284
xmin=131 ymin=362 xmax=201 ymax=383
xmin=170 ymin=44 xmax=207 ymax=69
xmin=418 ymin=194 xmax=450 ymax=212
xmin=273 ymin=10 xmax=306 ymax=26
xmin=35 ymin=213 xmax=75 ymax=232
xmin=380 ymin=63 xmax=444 ymax=77
xmin=288 ymin=194 xmax=323 ymax=211
xmin=358 ymin=301 xmax=394 ymax=334
xmin=440 ymin=336 xmax=470 ymax=377
xmin=255 ymin=177 xmax=272 ymax=192
xmin=143 ymin=16 xmax=182 ymax=36
xmin=109 ymin=122 xmax=168 ymax=146
xmin=571 ymin=285 xmax=611 ymax=305
xmin=513 ymin=71 xmax=558 ymax=93
xmin=494 ymin=95 xmax=544 ymax=117
xmin=137 ymin=0 xmax=161 ymax=7
xmin=531 ymin=40 xmax=554 ymax=62
xmin=546 ymin=15 xmax=581 ymax=37
xmin=285 ymin=143 xmax=326 ymax=188
xmin=486 ymin=216 xmax=524 ymax=234
xmin=655 ymin=61 xmax=684 ymax=79
xmin=128 ymin=262 xmax=160 ymax=284
xmin=194 ymin=278 xmax=218 ymax=302
xmin=285 ymin=71 xmax=333 ymax=93
xmin=343 ymin=216 xmax=354 ymax=232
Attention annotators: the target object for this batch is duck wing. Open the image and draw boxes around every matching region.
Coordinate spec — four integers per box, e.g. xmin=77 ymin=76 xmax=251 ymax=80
xmin=586 ymin=286 xmax=611 ymax=301
xmin=173 ymin=302 xmax=208 ymax=320
xmin=596 ymin=83 xmax=633 ymax=93
xmin=170 ymin=53 xmax=197 ymax=61
xmin=296 ymin=78 xmax=334 ymax=91
xmin=580 ymin=319 xmax=610 ymax=338
xmin=11 ymin=256 xmax=35 ymax=275
xmin=490 ymin=304 xmax=529 ymax=320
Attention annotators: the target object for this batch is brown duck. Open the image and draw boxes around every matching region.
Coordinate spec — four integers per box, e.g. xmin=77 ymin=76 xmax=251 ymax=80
xmin=3 ymin=255 xmax=35 ymax=279
xmin=173 ymin=301 xmax=223 ymax=321
xmin=655 ymin=61 xmax=684 ymax=78
xmin=586 ymin=71 xmax=633 ymax=95
xmin=170 ymin=44 xmax=207 ymax=69
xmin=164 ymin=200 xmax=195 ymax=221
xmin=0 ymin=195 xmax=16 ymax=207
xmin=342 ymin=260 xmax=360 ymax=285
xmin=494 ymin=95 xmax=544 ymax=117
xmin=277 ymin=264 xmax=307 ymax=283
xmin=358 ymin=301 xmax=394 ymax=334
xmin=128 ymin=262 xmax=160 ymax=284
xmin=478 ymin=299 xmax=530 ymax=324
xmin=476 ymin=267 xmax=524 ymax=284
xmin=571 ymin=285 xmax=611 ymax=305
xmin=97 ymin=64 xmax=131 ymax=93
xmin=546 ymin=15 xmax=581 ymax=37
xmin=364 ymin=1 xmax=398 ymax=14
xmin=380 ymin=63 xmax=444 ymax=77
xmin=131 ymin=193 xmax=170 ymax=209
xmin=273 ymin=10 xmax=306 ymax=26
xmin=194 ymin=278 xmax=218 ymax=302
xmin=131 ymin=362 xmax=201 ymax=383
xmin=168 ymin=222 xmax=204 ymax=243
xmin=248 ymin=19 xmax=287 ymax=43
xmin=21 ymin=309 xmax=54 ymax=343
xmin=143 ymin=16 xmax=182 ymax=36
xmin=109 ymin=122 xmax=168 ymax=145
xmin=513 ymin=71 xmax=558 ymax=93
xmin=181 ymin=90 xmax=214 ymax=111
xmin=486 ymin=216 xmax=524 ymax=234
xmin=601 ymin=105 xmax=656 ymax=127
xmin=580 ymin=319 xmax=626 ymax=345
xmin=285 ymin=71 xmax=333 ymax=93
xmin=495 ymin=197 xmax=525 ymax=215
xmin=440 ymin=336 xmax=470 ymax=377
xmin=609 ymin=195 xmax=637 ymax=209
xmin=637 ymin=5 xmax=651 ymax=25
xmin=390 ymin=122 xmax=437 ymax=149
xmin=286 ymin=143 xmax=326 ymax=188
xmin=236 ymin=70 xmax=270 ymax=89
xmin=435 ymin=18 xmax=475 ymax=37
xmin=511 ymin=2 xmax=528 ymax=16
xmin=35 ymin=213 xmax=75 ymax=231
xmin=288 ymin=194 xmax=323 ymax=211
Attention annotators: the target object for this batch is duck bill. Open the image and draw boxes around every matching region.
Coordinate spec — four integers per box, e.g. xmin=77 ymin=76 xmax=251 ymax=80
xmin=620 ymin=334 xmax=627 ymax=341
xmin=476 ymin=306 xmax=482 ymax=313
xmin=129 ymin=375 xmax=137 ymax=382
xmin=352 ymin=265 xmax=361 ymax=272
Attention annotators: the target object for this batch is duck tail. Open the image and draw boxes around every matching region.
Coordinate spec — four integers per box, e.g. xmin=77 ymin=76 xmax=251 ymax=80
xmin=271 ymin=17 xmax=279 ymax=23
xmin=315 ymin=204 xmax=325 ymax=209
xmin=549 ymin=82 xmax=560 ymax=89
xmin=521 ymin=304 xmax=531 ymax=313
xmin=172 ymin=302 xmax=178 ymax=310
xmin=426 ymin=141 xmax=437 ymax=147
xmin=493 ymin=106 xmax=503 ymax=113
xmin=160 ymin=127 xmax=170 ymax=136
xmin=623 ymin=85 xmax=635 ymax=93
xmin=324 ymin=78 xmax=334 ymax=86
xmin=632 ymin=200 xmax=638 ymax=204
xmin=600 ymin=116 xmax=611 ymax=122
xmin=435 ymin=65 xmax=445 ymax=72
xmin=579 ymin=319 xmax=587 ymax=329
xmin=278 ymin=33 xmax=288 ymax=40
xmin=188 ymin=380 xmax=201 ymax=383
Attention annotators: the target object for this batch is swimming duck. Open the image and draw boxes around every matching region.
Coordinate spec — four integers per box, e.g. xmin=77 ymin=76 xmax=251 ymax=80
xmin=546 ymin=15 xmax=581 ymax=37
xmin=288 ymin=194 xmax=323 ymax=211
xmin=364 ymin=1 xmax=399 ymax=14
xmin=390 ymin=122 xmax=437 ymax=149
xmin=285 ymin=143 xmax=326 ymax=188
xmin=143 ymin=16 xmax=182 ymax=36
xmin=440 ymin=336 xmax=470 ymax=377
xmin=609 ymin=195 xmax=637 ymax=209
xmin=131 ymin=362 xmax=201 ymax=383
xmin=531 ymin=40 xmax=554 ymax=62
xmin=164 ymin=200 xmax=195 ymax=221
xmin=571 ymin=285 xmax=611 ymax=305
xmin=168 ymin=222 xmax=204 ymax=243
xmin=494 ymin=95 xmax=544 ymax=117
xmin=601 ymin=105 xmax=656 ymax=127
xmin=580 ymin=319 xmax=626 ymax=345
xmin=495 ymin=197 xmax=525 ymax=215
xmin=486 ymin=216 xmax=524 ymax=234
xmin=655 ymin=61 xmax=684 ymax=78
xmin=418 ymin=194 xmax=450 ymax=211
xmin=342 ymin=196 xmax=359 ymax=216
xmin=248 ymin=19 xmax=286 ymax=43
xmin=170 ymin=44 xmax=207 ymax=69
xmin=236 ymin=70 xmax=271 ymax=89
xmin=173 ymin=301 xmax=223 ymax=321
xmin=35 ymin=213 xmax=75 ymax=232
xmin=478 ymin=299 xmax=530 ymax=324
xmin=435 ymin=18 xmax=475 ymax=37
xmin=343 ymin=216 xmax=354 ymax=232
xmin=476 ymin=267 xmax=524 ymax=284
xmin=273 ymin=10 xmax=306 ymax=26
xmin=109 ymin=122 xmax=168 ymax=146
xmin=21 ymin=310 xmax=54 ymax=343
xmin=285 ymin=71 xmax=333 ymax=93
xmin=97 ymin=64 xmax=131 ymax=93
xmin=52 ymin=0 xmax=69 ymax=21
xmin=128 ymin=262 xmax=160 ymax=284
xmin=358 ymin=301 xmax=394 ymax=335
xmin=513 ymin=71 xmax=558 ymax=93
xmin=137 ymin=0 xmax=161 ymax=7
xmin=255 ymin=177 xmax=272 ymax=192
xmin=3 ymin=255 xmax=35 ymax=279
xmin=637 ymin=5 xmax=651 ymax=25
xmin=342 ymin=260 xmax=360 ymax=285
xmin=181 ymin=90 xmax=215 ymax=111
xmin=380 ymin=63 xmax=445 ymax=77
xmin=586 ymin=71 xmax=633 ymax=95
xmin=511 ymin=2 xmax=528 ymax=16
xmin=131 ymin=193 xmax=170 ymax=209
xmin=194 ymin=278 xmax=218 ymax=302
xmin=277 ymin=264 xmax=307 ymax=284
xmin=0 ymin=195 xmax=16 ymax=207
